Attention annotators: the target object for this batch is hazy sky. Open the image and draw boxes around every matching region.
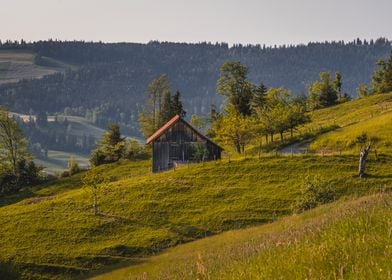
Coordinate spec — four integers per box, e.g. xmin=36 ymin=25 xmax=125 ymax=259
xmin=1 ymin=0 xmax=392 ymax=45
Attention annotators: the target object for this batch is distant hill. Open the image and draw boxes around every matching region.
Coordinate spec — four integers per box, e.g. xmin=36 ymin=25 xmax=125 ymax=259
xmin=0 ymin=50 xmax=72 ymax=84
xmin=0 ymin=39 xmax=391 ymax=137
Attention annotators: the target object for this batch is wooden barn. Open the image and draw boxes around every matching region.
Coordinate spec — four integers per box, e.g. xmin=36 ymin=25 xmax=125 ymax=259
xmin=146 ymin=115 xmax=223 ymax=172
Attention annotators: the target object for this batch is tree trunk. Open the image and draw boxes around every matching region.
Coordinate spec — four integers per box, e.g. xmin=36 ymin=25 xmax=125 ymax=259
xmin=93 ymin=192 xmax=98 ymax=215
xmin=280 ymin=132 xmax=284 ymax=142
xmin=265 ymin=135 xmax=268 ymax=144
xmin=290 ymin=128 xmax=293 ymax=138
xmin=358 ymin=144 xmax=371 ymax=178
xmin=270 ymin=133 xmax=274 ymax=142
xmin=235 ymin=141 xmax=241 ymax=154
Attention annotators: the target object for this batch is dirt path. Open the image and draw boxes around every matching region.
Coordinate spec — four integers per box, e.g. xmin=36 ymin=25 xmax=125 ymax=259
xmin=278 ymin=139 xmax=313 ymax=154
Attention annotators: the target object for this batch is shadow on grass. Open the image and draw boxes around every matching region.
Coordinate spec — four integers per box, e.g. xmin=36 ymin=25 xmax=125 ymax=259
xmin=0 ymin=190 xmax=34 ymax=208
xmin=78 ymin=257 xmax=146 ymax=280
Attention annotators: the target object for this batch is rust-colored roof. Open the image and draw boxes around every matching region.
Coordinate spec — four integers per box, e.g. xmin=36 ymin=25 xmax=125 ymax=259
xmin=146 ymin=115 xmax=181 ymax=144
xmin=145 ymin=115 xmax=223 ymax=150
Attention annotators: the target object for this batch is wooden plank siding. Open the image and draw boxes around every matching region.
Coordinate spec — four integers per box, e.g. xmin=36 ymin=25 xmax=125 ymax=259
xmin=148 ymin=116 xmax=223 ymax=172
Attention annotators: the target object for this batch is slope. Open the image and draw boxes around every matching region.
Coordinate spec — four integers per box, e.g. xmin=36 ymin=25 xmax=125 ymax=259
xmin=0 ymin=155 xmax=391 ymax=279
xmin=306 ymin=93 xmax=392 ymax=153
xmin=94 ymin=192 xmax=392 ymax=280
xmin=0 ymin=94 xmax=391 ymax=279
xmin=0 ymin=50 xmax=71 ymax=85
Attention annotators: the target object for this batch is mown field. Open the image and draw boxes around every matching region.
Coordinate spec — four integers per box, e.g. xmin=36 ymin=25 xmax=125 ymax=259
xmin=0 ymin=50 xmax=70 ymax=85
xmin=0 ymin=154 xmax=391 ymax=279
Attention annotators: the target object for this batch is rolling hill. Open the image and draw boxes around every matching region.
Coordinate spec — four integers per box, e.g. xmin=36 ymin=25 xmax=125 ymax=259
xmin=0 ymin=155 xmax=391 ymax=279
xmin=94 ymin=192 xmax=392 ymax=279
xmin=0 ymin=92 xmax=391 ymax=279
xmin=0 ymin=50 xmax=71 ymax=85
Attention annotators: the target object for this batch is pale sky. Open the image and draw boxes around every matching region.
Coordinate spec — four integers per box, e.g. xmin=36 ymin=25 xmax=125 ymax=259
xmin=1 ymin=0 xmax=392 ymax=45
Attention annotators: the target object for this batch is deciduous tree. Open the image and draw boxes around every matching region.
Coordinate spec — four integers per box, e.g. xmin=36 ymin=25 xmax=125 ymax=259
xmin=371 ymin=52 xmax=392 ymax=94
xmin=217 ymin=61 xmax=254 ymax=116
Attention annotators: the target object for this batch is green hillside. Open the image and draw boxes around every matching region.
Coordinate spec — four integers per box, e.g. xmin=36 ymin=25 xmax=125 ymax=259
xmin=95 ymin=192 xmax=392 ymax=280
xmin=305 ymin=93 xmax=392 ymax=153
xmin=0 ymin=94 xmax=391 ymax=279
xmin=246 ymin=93 xmax=392 ymax=156
xmin=0 ymin=155 xmax=391 ymax=279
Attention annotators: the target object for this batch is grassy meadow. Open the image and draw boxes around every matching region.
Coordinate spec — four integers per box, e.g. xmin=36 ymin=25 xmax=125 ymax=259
xmin=0 ymin=93 xmax=391 ymax=279
xmin=304 ymin=93 xmax=392 ymax=153
xmin=0 ymin=154 xmax=391 ymax=279
xmin=95 ymin=192 xmax=392 ymax=280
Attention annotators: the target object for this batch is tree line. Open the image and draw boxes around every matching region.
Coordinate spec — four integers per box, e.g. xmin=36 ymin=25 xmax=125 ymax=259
xmin=0 ymin=39 xmax=391 ymax=142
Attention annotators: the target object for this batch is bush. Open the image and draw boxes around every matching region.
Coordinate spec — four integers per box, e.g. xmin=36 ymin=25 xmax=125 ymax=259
xmin=124 ymin=140 xmax=149 ymax=160
xmin=295 ymin=175 xmax=336 ymax=212
xmin=90 ymin=149 xmax=106 ymax=166
xmin=0 ymin=160 xmax=43 ymax=194
xmin=68 ymin=156 xmax=80 ymax=175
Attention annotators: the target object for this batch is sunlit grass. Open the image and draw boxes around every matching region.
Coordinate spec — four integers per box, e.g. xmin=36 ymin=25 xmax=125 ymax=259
xmin=95 ymin=193 xmax=392 ymax=280
xmin=0 ymin=155 xmax=391 ymax=279
xmin=310 ymin=111 xmax=392 ymax=153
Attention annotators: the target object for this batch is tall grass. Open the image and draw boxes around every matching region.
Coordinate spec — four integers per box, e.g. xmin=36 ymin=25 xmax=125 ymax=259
xmin=0 ymin=155 xmax=391 ymax=279
xmin=96 ymin=193 xmax=392 ymax=280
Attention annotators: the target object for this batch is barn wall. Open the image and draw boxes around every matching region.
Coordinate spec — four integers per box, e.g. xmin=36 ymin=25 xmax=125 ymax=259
xmin=151 ymin=119 xmax=222 ymax=172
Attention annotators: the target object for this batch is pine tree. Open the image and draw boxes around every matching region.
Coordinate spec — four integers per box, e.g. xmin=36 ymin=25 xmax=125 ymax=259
xmin=90 ymin=123 xmax=125 ymax=166
xmin=171 ymin=91 xmax=186 ymax=117
xmin=250 ymin=82 xmax=267 ymax=113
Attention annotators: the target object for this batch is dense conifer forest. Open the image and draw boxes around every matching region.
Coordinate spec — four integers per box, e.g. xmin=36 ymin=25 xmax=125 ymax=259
xmin=0 ymin=38 xmax=391 ymax=137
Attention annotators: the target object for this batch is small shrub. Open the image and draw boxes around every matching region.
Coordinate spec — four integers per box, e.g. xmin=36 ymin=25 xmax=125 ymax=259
xmin=356 ymin=133 xmax=368 ymax=144
xmin=68 ymin=156 xmax=80 ymax=175
xmin=124 ymin=140 xmax=149 ymax=160
xmin=295 ymin=175 xmax=336 ymax=212
xmin=193 ymin=143 xmax=209 ymax=162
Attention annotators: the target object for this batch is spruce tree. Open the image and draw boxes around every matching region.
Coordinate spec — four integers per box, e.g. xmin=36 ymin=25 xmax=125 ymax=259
xmin=171 ymin=91 xmax=186 ymax=117
xmin=90 ymin=123 xmax=125 ymax=166
xmin=250 ymin=82 xmax=267 ymax=113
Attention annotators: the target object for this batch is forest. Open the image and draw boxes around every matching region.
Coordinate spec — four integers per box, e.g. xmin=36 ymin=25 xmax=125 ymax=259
xmin=0 ymin=38 xmax=391 ymax=139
